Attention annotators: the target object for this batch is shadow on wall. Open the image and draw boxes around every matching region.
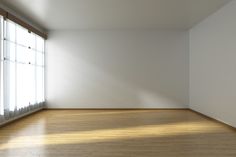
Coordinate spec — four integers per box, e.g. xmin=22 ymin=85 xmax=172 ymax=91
xmin=46 ymin=31 xmax=188 ymax=108
xmin=47 ymin=56 xmax=184 ymax=108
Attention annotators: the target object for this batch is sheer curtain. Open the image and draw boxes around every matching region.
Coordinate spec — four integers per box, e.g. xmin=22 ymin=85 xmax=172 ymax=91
xmin=0 ymin=16 xmax=45 ymax=124
xmin=0 ymin=16 xmax=3 ymax=122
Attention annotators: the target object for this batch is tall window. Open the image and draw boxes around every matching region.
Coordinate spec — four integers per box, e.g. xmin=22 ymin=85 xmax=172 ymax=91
xmin=0 ymin=15 xmax=3 ymax=116
xmin=0 ymin=15 xmax=45 ymax=119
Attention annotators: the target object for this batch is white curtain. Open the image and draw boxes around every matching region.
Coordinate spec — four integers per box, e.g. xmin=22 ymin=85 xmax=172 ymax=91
xmin=0 ymin=16 xmax=45 ymax=123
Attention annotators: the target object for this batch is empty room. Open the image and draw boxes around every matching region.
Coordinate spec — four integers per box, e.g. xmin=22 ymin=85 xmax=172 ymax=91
xmin=0 ymin=0 xmax=236 ymax=156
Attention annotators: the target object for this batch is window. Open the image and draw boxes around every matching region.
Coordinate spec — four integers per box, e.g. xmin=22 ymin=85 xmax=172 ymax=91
xmin=0 ymin=15 xmax=45 ymax=119
xmin=0 ymin=15 xmax=3 ymax=115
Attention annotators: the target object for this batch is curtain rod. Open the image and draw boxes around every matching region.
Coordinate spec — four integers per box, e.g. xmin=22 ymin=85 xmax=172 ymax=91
xmin=0 ymin=7 xmax=47 ymax=39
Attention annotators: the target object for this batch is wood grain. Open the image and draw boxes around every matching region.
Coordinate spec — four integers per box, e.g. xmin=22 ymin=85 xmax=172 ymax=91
xmin=0 ymin=109 xmax=236 ymax=157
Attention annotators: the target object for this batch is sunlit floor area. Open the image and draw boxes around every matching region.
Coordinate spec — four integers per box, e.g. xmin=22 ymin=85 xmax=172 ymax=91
xmin=0 ymin=110 xmax=236 ymax=157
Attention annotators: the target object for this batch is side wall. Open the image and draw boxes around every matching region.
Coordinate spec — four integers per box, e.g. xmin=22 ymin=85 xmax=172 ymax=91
xmin=46 ymin=30 xmax=189 ymax=108
xmin=190 ymin=1 xmax=236 ymax=127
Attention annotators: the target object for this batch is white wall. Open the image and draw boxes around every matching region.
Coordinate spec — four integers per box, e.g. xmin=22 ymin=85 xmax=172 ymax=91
xmin=190 ymin=0 xmax=236 ymax=127
xmin=46 ymin=30 xmax=189 ymax=108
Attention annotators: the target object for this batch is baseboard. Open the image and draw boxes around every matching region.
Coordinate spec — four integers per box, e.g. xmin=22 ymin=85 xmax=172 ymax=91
xmin=1 ymin=107 xmax=235 ymax=131
xmin=45 ymin=108 xmax=189 ymax=110
xmin=0 ymin=107 xmax=44 ymax=128
xmin=189 ymin=109 xmax=236 ymax=131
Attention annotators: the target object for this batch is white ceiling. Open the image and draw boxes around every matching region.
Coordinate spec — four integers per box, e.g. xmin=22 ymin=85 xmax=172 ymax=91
xmin=0 ymin=0 xmax=231 ymax=30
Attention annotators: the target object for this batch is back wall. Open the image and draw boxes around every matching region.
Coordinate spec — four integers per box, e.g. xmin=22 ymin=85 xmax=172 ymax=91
xmin=46 ymin=30 xmax=189 ymax=108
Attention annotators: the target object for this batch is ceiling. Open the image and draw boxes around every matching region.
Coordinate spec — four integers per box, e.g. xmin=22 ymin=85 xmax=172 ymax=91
xmin=0 ymin=0 xmax=231 ymax=31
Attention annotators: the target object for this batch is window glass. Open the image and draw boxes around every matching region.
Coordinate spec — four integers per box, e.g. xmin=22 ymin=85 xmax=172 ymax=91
xmin=36 ymin=36 xmax=44 ymax=52
xmin=16 ymin=63 xmax=29 ymax=108
xmin=29 ymin=33 xmax=36 ymax=49
xmin=27 ymin=65 xmax=36 ymax=105
xmin=6 ymin=20 xmax=15 ymax=42
xmin=16 ymin=25 xmax=28 ymax=46
xmin=36 ymin=52 xmax=43 ymax=66
xmin=1 ymin=19 xmax=45 ymax=112
xmin=9 ymin=61 xmax=16 ymax=111
xmin=5 ymin=41 xmax=16 ymax=61
xmin=0 ymin=16 xmax=3 ymax=115
xmin=36 ymin=66 xmax=44 ymax=103
xmin=16 ymin=45 xmax=29 ymax=63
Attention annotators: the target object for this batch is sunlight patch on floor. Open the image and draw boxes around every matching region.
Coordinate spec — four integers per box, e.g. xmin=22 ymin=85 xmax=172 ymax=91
xmin=0 ymin=121 xmax=221 ymax=150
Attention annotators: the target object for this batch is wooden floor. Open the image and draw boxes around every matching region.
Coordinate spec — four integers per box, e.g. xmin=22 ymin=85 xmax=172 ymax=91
xmin=0 ymin=110 xmax=236 ymax=157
